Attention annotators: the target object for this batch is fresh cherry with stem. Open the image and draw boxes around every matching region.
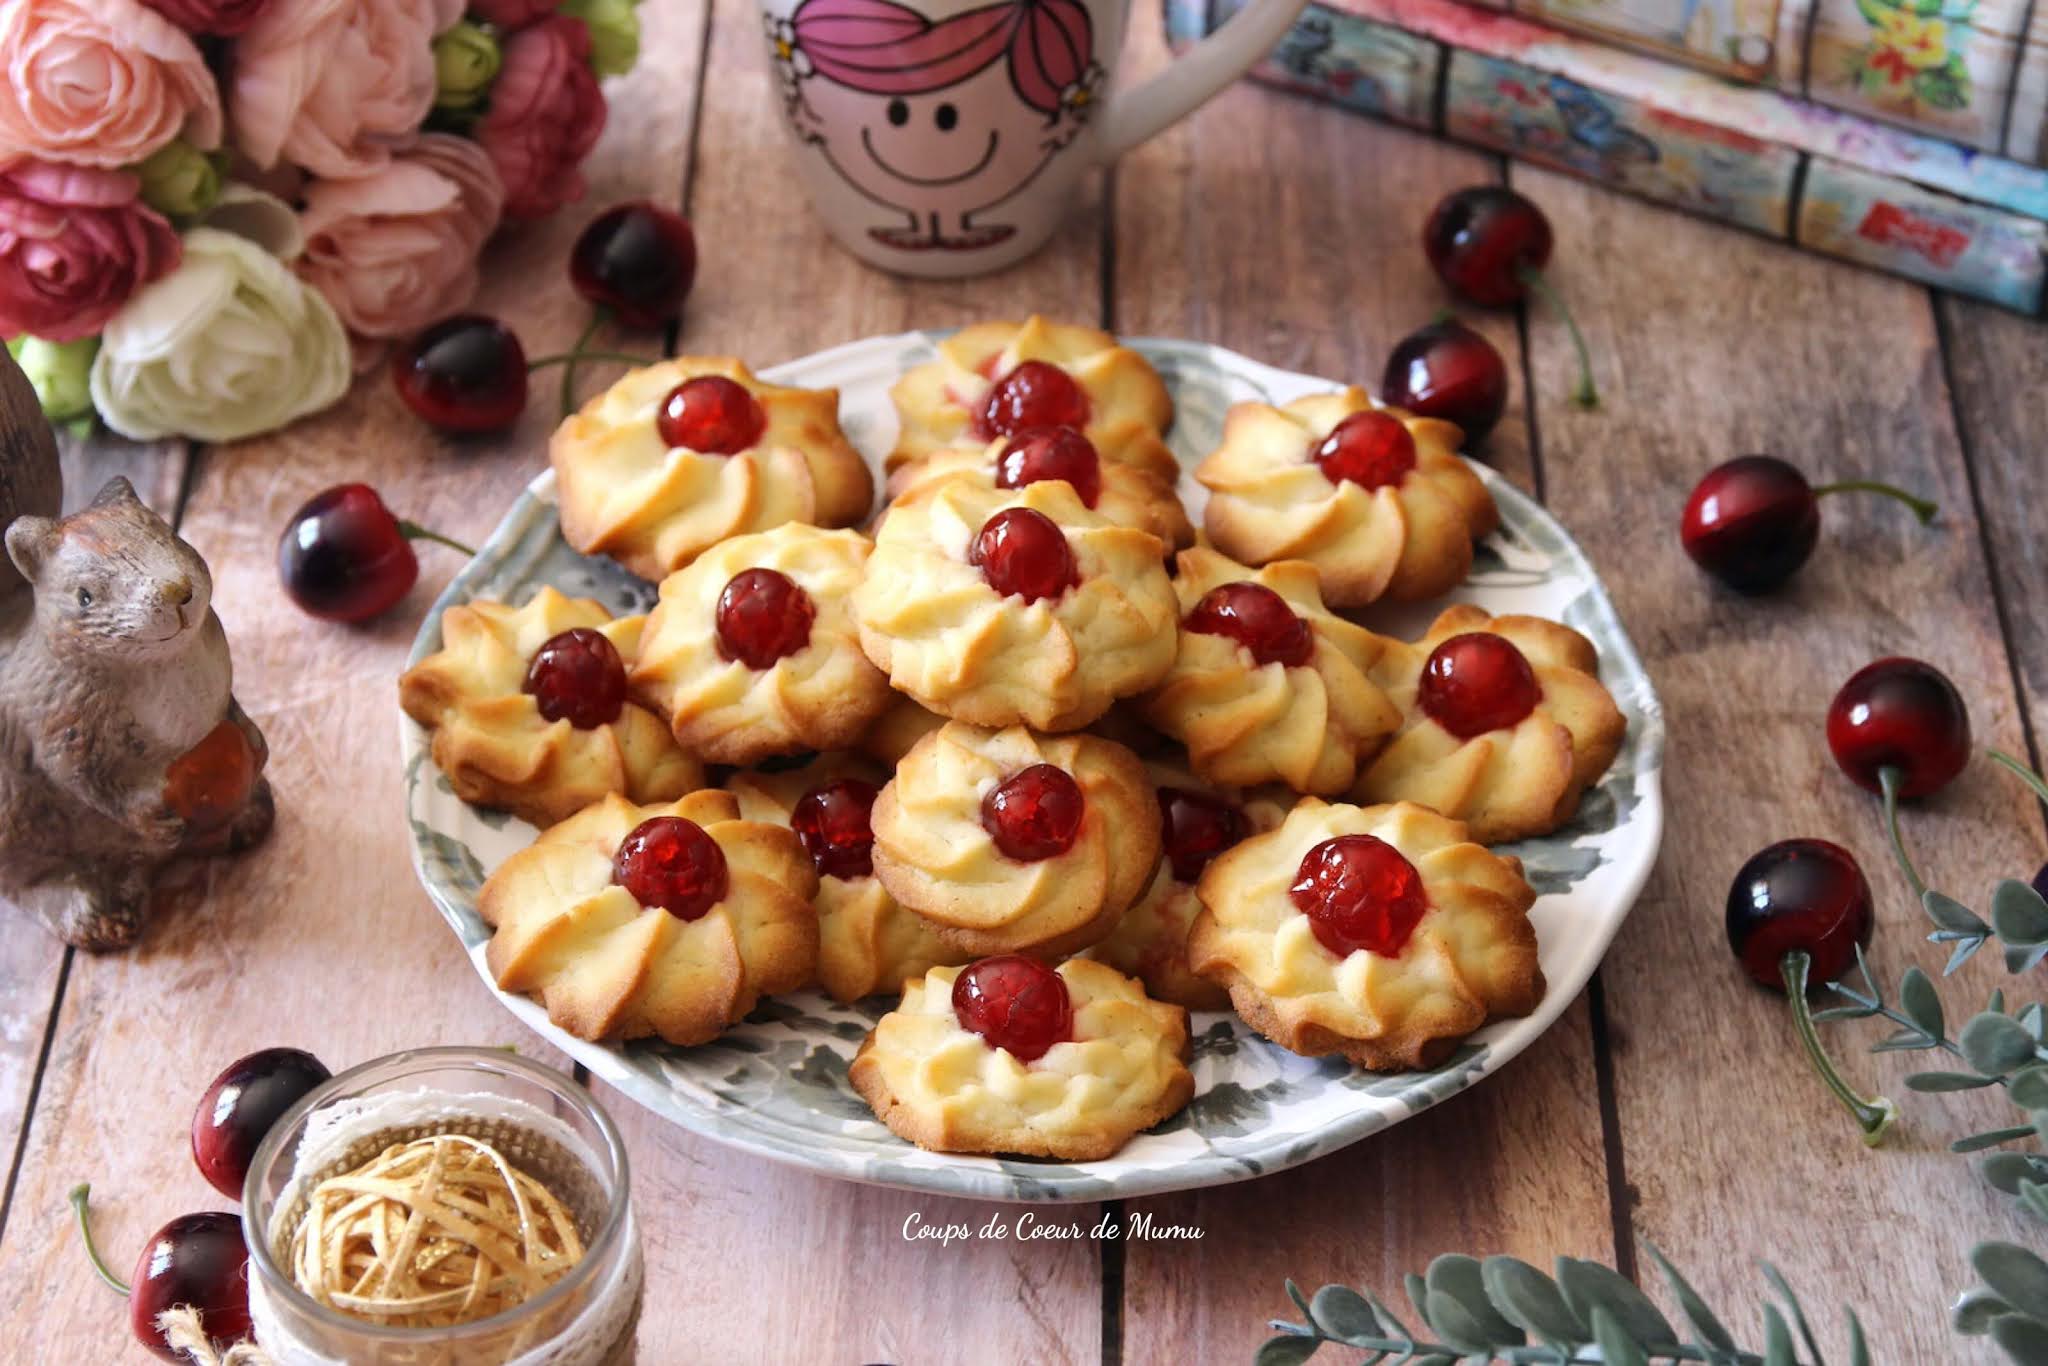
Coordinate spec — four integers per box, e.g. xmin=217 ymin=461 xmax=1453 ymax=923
xmin=1826 ymin=657 xmax=1971 ymax=902
xmin=392 ymin=315 xmax=653 ymax=434
xmin=1725 ymin=839 xmax=1895 ymax=1145
xmin=71 ymin=1187 xmax=252 ymax=1359
xmin=1681 ymin=455 xmax=1937 ymax=593
xmin=277 ymin=484 xmax=475 ymax=624
xmin=1380 ymin=318 xmax=1509 ymax=445
xmin=1421 ymin=186 xmax=1596 ymax=409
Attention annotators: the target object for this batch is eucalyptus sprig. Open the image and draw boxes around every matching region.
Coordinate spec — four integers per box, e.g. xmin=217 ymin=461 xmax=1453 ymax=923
xmin=1888 ymin=749 xmax=2048 ymax=975
xmin=1258 ymin=1246 xmax=1866 ymax=1366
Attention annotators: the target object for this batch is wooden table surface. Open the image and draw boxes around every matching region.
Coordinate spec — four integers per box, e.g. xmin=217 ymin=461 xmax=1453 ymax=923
xmin=3 ymin=1 xmax=2046 ymax=1360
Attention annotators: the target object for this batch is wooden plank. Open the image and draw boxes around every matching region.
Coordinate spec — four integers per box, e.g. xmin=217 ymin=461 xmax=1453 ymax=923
xmin=0 ymin=8 xmax=703 ymax=1351
xmin=1111 ymin=21 xmax=1615 ymax=1364
xmin=1518 ymin=167 xmax=2045 ymax=1358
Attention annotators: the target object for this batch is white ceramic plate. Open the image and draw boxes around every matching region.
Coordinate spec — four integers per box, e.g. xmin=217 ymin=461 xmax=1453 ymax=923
xmin=403 ymin=332 xmax=1665 ymax=1202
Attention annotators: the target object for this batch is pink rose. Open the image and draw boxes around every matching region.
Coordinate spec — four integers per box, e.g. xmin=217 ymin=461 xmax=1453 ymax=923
xmin=0 ymin=160 xmax=181 ymax=342
xmin=139 ymin=0 xmax=271 ymax=35
xmin=297 ymin=134 xmax=504 ymax=342
xmin=229 ymin=0 xmax=465 ymax=178
xmin=477 ymin=16 xmax=606 ymax=220
xmin=0 ymin=0 xmax=223 ymax=169
xmin=470 ymin=0 xmax=556 ymax=27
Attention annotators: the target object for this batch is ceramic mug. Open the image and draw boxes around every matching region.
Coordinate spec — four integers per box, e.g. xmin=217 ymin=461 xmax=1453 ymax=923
xmin=758 ymin=0 xmax=1310 ymax=276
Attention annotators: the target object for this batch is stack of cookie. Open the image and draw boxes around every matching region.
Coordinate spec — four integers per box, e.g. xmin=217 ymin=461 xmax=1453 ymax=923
xmin=400 ymin=316 xmax=1627 ymax=1162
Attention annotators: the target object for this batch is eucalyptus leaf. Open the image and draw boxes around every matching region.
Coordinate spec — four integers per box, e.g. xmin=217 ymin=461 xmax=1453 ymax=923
xmin=1555 ymin=1257 xmax=1678 ymax=1348
xmin=1981 ymin=1151 xmax=2048 ymax=1194
xmin=1645 ymin=1241 xmax=1736 ymax=1351
xmin=1760 ymin=1261 xmax=1824 ymax=1364
xmin=2008 ymin=944 xmax=2048 ymax=976
xmin=1952 ymin=1125 xmax=2038 ymax=1153
xmin=1990 ymin=1312 xmax=2048 ymax=1366
xmin=1405 ymin=1273 xmax=1431 ymax=1326
xmin=1809 ymin=1004 xmax=1879 ymax=1023
xmin=1422 ymin=1289 xmax=1500 ymax=1355
xmin=1974 ymin=1241 xmax=2048 ymax=1314
xmin=1286 ymin=1278 xmax=1314 ymax=1319
xmin=1951 ymin=1285 xmax=2011 ymax=1335
xmin=1847 ymin=1308 xmax=1869 ymax=1366
xmin=1480 ymin=1257 xmax=1586 ymax=1344
xmin=1425 ymin=1254 xmax=1524 ymax=1347
xmin=1588 ymin=1305 xmax=1651 ymax=1366
xmin=1961 ymin=1012 xmax=2039 ymax=1076
xmin=2019 ymin=1181 xmax=2048 ymax=1223
xmin=1255 ymin=1334 xmax=1323 ymax=1366
xmin=1994 ymin=988 xmax=2010 ymax=1015
xmin=1993 ymin=879 xmax=2048 ymax=947
xmin=1926 ymin=889 xmax=1992 ymax=934
xmin=1366 ymin=1292 xmax=1415 ymax=1345
xmin=1905 ymin=1070 xmax=1999 ymax=1091
xmin=1947 ymin=937 xmax=1987 ymax=975
xmin=2021 ymin=1004 xmax=2046 ymax=1042
xmin=1762 ymin=1304 xmax=1794 ymax=1366
xmin=2011 ymin=1067 xmax=2048 ymax=1110
xmin=1309 ymin=1285 xmax=1382 ymax=1345
xmin=1900 ymin=965 xmax=1946 ymax=1038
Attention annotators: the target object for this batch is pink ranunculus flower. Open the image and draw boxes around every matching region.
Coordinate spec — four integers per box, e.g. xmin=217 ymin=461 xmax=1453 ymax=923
xmin=0 ymin=0 xmax=222 ymax=169
xmin=477 ymin=15 xmax=607 ymax=221
xmin=297 ymin=133 xmax=504 ymax=343
xmin=0 ymin=160 xmax=181 ymax=342
xmin=140 ymin=0 xmax=272 ymax=36
xmin=470 ymin=0 xmax=557 ymax=27
xmin=229 ymin=0 xmax=465 ymax=179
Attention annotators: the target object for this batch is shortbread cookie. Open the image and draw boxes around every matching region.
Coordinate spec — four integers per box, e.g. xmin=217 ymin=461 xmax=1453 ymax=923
xmin=1139 ymin=547 xmax=1403 ymax=794
xmin=1353 ymin=606 xmax=1626 ymax=844
xmin=1195 ymin=390 xmax=1497 ymax=606
xmin=399 ymin=587 xmax=703 ymax=828
xmin=853 ymin=475 xmax=1179 ymax=732
xmin=870 ymin=721 xmax=1160 ymax=958
xmin=630 ymin=523 xmax=893 ymax=765
xmin=887 ymin=317 xmax=1175 ymax=481
xmin=850 ymin=957 xmax=1194 ymax=1160
xmin=859 ymin=692 xmax=948 ymax=767
xmin=725 ymin=755 xmax=967 ymax=1002
xmin=885 ymin=428 xmax=1193 ymax=549
xmin=479 ymin=789 xmax=819 ymax=1045
xmin=552 ymin=357 xmax=873 ymax=581
xmin=1190 ymin=799 xmax=1542 ymax=1070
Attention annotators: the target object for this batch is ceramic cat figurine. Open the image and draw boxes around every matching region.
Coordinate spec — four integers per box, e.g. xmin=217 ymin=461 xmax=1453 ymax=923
xmin=0 ymin=349 xmax=273 ymax=949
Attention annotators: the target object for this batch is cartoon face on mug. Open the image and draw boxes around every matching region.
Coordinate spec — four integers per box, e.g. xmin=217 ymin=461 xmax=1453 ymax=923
xmin=766 ymin=0 xmax=1105 ymax=251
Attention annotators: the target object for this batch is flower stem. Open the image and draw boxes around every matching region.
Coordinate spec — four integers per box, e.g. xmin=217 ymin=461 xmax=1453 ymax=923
xmin=558 ymin=310 xmax=608 ymax=420
xmin=1781 ymin=952 xmax=1897 ymax=1146
xmin=526 ymin=351 xmax=655 ymax=372
xmin=70 ymin=1184 xmax=131 ymax=1296
xmin=1515 ymin=265 xmax=1598 ymax=409
xmin=1879 ymin=765 xmax=1927 ymax=903
xmin=1988 ymin=748 xmax=2048 ymax=808
xmin=1811 ymin=479 xmax=1938 ymax=525
xmin=396 ymin=520 xmax=475 ymax=557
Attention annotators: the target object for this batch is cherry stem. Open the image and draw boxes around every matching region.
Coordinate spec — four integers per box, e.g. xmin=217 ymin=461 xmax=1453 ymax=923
xmin=395 ymin=520 xmax=475 ymax=558
xmin=1879 ymin=765 xmax=1927 ymax=904
xmin=557 ymin=309 xmax=609 ymax=420
xmin=1988 ymin=748 xmax=2048 ymax=810
xmin=1515 ymin=265 xmax=1598 ymax=410
xmin=526 ymin=351 xmax=654 ymax=372
xmin=1811 ymin=479 xmax=1938 ymax=525
xmin=1779 ymin=952 xmax=1898 ymax=1147
xmin=69 ymin=1183 xmax=131 ymax=1296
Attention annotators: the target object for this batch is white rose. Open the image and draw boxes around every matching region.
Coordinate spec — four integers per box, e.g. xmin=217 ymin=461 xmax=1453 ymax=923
xmin=89 ymin=226 xmax=351 ymax=442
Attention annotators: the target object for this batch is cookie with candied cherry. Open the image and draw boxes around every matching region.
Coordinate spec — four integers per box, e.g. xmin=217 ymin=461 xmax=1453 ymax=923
xmin=551 ymin=357 xmax=874 ymax=581
xmin=479 ymin=789 xmax=819 ymax=1045
xmin=1190 ymin=799 xmax=1542 ymax=1070
xmin=399 ymin=586 xmax=704 ymax=829
xmin=870 ymin=721 xmax=1160 ymax=959
xmin=853 ymin=474 xmax=1179 ymax=733
xmin=885 ymin=427 xmax=1193 ymax=550
xmin=1139 ymin=547 xmax=1403 ymax=795
xmin=887 ymin=317 xmax=1176 ymax=481
xmin=1353 ymin=605 xmax=1626 ymax=844
xmin=631 ymin=523 xmax=893 ymax=765
xmin=1195 ymin=390 xmax=1497 ymax=606
xmin=850 ymin=956 xmax=1194 ymax=1160
xmin=726 ymin=755 xmax=967 ymax=1002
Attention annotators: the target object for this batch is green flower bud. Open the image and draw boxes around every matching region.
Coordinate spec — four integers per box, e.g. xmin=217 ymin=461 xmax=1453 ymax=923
xmin=135 ymin=140 xmax=221 ymax=221
xmin=8 ymin=335 xmax=99 ymax=424
xmin=434 ymin=21 xmax=502 ymax=111
xmin=562 ymin=0 xmax=641 ymax=78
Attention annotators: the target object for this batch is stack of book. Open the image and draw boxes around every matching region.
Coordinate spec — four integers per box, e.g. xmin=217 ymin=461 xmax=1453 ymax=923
xmin=1169 ymin=0 xmax=2048 ymax=311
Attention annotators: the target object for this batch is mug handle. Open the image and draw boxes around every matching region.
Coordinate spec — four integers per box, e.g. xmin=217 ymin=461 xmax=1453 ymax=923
xmin=1095 ymin=0 xmax=1315 ymax=159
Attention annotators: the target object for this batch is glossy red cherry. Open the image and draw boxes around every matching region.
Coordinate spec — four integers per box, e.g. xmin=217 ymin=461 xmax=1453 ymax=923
xmin=973 ymin=360 xmax=1089 ymax=440
xmin=791 ymin=778 xmax=879 ymax=880
xmin=996 ymin=426 xmax=1102 ymax=507
xmin=192 ymin=1048 xmax=330 ymax=1200
xmin=657 ymin=375 xmax=765 ymax=453
xmin=392 ymin=314 xmax=529 ymax=434
xmin=970 ymin=507 xmax=1076 ymax=603
xmin=1185 ymin=581 xmax=1312 ymax=668
xmin=1418 ymin=632 xmax=1541 ymax=739
xmin=1159 ymin=787 xmax=1247 ymax=883
xmin=277 ymin=484 xmax=418 ymax=623
xmin=612 ymin=816 xmax=728 ymax=920
xmin=715 ymin=568 xmax=815 ymax=669
xmin=1680 ymin=457 xmax=1936 ymax=594
xmin=1381 ymin=318 xmax=1508 ymax=444
xmin=951 ymin=955 xmax=1072 ymax=1061
xmin=981 ymin=764 xmax=1084 ymax=862
xmin=1827 ymin=658 xmax=1971 ymax=801
xmin=130 ymin=1213 xmax=252 ymax=1360
xmin=1289 ymin=834 xmax=1428 ymax=958
xmin=1313 ymin=411 xmax=1417 ymax=490
xmin=568 ymin=201 xmax=698 ymax=329
xmin=523 ymin=627 xmax=628 ymax=729
xmin=1422 ymin=186 xmax=1596 ymax=407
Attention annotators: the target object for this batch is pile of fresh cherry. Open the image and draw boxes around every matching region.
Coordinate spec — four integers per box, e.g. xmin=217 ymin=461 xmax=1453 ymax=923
xmin=75 ymin=1048 xmax=332 ymax=1359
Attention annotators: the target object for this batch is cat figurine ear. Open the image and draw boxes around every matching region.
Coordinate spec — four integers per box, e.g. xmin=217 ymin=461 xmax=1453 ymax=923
xmin=5 ymin=514 xmax=56 ymax=583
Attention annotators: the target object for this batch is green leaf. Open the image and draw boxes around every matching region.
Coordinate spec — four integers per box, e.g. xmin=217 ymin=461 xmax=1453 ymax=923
xmin=1481 ymin=1257 xmax=1587 ymax=1344
xmin=2011 ymin=1067 xmax=2048 ymax=1109
xmin=1847 ymin=1307 xmax=1870 ymax=1366
xmin=1994 ymin=880 xmax=2048 ymax=947
xmin=1948 ymin=937 xmax=1988 ymax=975
xmin=1975 ymin=1242 xmax=2048 ymax=1314
xmin=1982 ymin=1152 xmax=2048 ymax=1194
xmin=1953 ymin=1125 xmax=2038 ymax=1153
xmin=1425 ymin=1254 xmax=1524 ymax=1347
xmin=1644 ymin=1241 xmax=1736 ymax=1351
xmin=1255 ymin=1334 xmax=1323 ymax=1366
xmin=1423 ymin=1289 xmax=1501 ymax=1355
xmin=2019 ymin=1180 xmax=2048 ymax=1223
xmin=1555 ymin=1258 xmax=1678 ymax=1348
xmin=2019 ymin=1004 xmax=2046 ymax=1042
xmin=1962 ymin=1012 xmax=2039 ymax=1075
xmin=1404 ymin=1272 xmax=1431 ymax=1326
xmin=2007 ymin=944 xmax=2048 ymax=975
xmin=1759 ymin=1261 xmax=1824 ymax=1365
xmin=1994 ymin=988 xmax=2011 ymax=1015
xmin=1365 ymin=1292 xmax=1415 ymax=1345
xmin=1928 ymin=889 xmax=1991 ymax=935
xmin=1285 ymin=1279 xmax=1314 ymax=1319
xmin=1906 ymin=1070 xmax=1999 ymax=1091
xmin=1952 ymin=1286 xmax=2011 ymax=1334
xmin=1308 ymin=1285 xmax=1382 ymax=1345
xmin=1762 ymin=1305 xmax=1795 ymax=1366
xmin=1810 ymin=1003 xmax=1880 ymax=1023
xmin=1990 ymin=1312 xmax=2048 ymax=1365
xmin=1588 ymin=1305 xmax=1651 ymax=1366
xmin=1900 ymin=965 xmax=1946 ymax=1038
